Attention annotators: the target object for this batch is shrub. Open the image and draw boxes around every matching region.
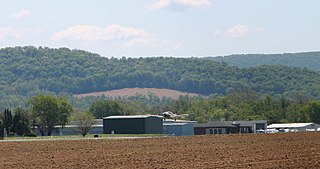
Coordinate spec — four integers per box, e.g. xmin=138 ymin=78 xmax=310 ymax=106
xmin=23 ymin=133 xmax=37 ymax=137
xmin=8 ymin=132 xmax=15 ymax=137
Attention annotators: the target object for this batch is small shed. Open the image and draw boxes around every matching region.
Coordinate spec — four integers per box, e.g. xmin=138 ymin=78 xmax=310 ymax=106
xmin=163 ymin=119 xmax=196 ymax=136
xmin=103 ymin=115 xmax=163 ymax=134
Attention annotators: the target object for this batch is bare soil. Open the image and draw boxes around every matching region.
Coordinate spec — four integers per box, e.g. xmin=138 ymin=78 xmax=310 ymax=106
xmin=1 ymin=132 xmax=320 ymax=168
xmin=74 ymin=88 xmax=201 ymax=100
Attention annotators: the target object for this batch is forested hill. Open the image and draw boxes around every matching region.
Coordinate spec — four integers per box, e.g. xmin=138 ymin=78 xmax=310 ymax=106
xmin=1 ymin=46 xmax=320 ymax=103
xmin=210 ymin=52 xmax=320 ymax=71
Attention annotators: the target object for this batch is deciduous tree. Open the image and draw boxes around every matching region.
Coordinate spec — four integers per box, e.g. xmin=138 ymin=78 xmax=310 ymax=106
xmin=72 ymin=111 xmax=95 ymax=137
xmin=3 ymin=109 xmax=12 ymax=135
xmin=89 ymin=100 xmax=123 ymax=118
xmin=29 ymin=94 xmax=73 ymax=136
xmin=12 ymin=107 xmax=30 ymax=136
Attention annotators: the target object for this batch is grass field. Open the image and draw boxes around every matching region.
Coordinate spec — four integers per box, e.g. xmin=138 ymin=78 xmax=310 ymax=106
xmin=1 ymin=134 xmax=164 ymax=141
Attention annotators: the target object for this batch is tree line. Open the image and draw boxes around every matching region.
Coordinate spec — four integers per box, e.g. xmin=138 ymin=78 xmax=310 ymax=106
xmin=210 ymin=51 xmax=320 ymax=71
xmin=1 ymin=91 xmax=320 ymax=138
xmin=1 ymin=94 xmax=94 ymax=137
xmin=1 ymin=46 xmax=320 ymax=111
xmin=183 ymin=89 xmax=320 ymax=124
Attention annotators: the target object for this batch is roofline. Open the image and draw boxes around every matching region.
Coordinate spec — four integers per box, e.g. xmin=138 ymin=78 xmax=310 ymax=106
xmin=103 ymin=115 xmax=162 ymax=119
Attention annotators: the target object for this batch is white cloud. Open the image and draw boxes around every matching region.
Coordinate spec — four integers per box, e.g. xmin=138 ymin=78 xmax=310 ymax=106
xmin=147 ymin=0 xmax=171 ymax=10
xmin=212 ymin=30 xmax=222 ymax=36
xmin=175 ymin=0 xmax=211 ymax=7
xmin=147 ymin=0 xmax=211 ymax=10
xmin=224 ymin=25 xmax=250 ymax=38
xmin=0 ymin=27 xmax=41 ymax=40
xmin=52 ymin=24 xmax=156 ymax=47
xmin=11 ymin=9 xmax=30 ymax=19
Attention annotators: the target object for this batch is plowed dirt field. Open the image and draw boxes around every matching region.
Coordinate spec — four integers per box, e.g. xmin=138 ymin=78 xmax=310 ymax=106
xmin=1 ymin=132 xmax=320 ymax=169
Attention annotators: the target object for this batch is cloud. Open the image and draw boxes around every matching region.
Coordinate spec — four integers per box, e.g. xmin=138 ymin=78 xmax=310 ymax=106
xmin=224 ymin=25 xmax=250 ymax=38
xmin=147 ymin=0 xmax=170 ymax=10
xmin=0 ymin=27 xmax=41 ymax=40
xmin=212 ymin=30 xmax=222 ymax=36
xmin=52 ymin=24 xmax=156 ymax=47
xmin=146 ymin=0 xmax=211 ymax=10
xmin=175 ymin=0 xmax=211 ymax=7
xmin=11 ymin=9 xmax=30 ymax=19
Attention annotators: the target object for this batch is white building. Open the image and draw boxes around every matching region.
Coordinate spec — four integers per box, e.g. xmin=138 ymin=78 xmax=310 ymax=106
xmin=32 ymin=119 xmax=103 ymax=136
xmin=267 ymin=123 xmax=319 ymax=132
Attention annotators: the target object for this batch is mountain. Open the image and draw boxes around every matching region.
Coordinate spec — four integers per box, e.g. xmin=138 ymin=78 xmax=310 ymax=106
xmin=1 ymin=46 xmax=320 ymax=109
xmin=210 ymin=52 xmax=320 ymax=71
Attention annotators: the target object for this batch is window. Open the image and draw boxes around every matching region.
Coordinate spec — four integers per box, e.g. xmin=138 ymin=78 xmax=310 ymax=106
xmin=206 ymin=128 xmax=223 ymax=134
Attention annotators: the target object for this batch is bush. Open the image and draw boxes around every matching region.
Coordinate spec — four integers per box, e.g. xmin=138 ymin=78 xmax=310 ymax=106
xmin=8 ymin=132 xmax=15 ymax=137
xmin=23 ymin=133 xmax=37 ymax=137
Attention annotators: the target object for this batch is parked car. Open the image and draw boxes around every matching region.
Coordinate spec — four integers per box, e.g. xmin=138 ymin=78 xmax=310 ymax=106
xmin=256 ymin=129 xmax=265 ymax=133
xmin=265 ymin=129 xmax=279 ymax=133
xmin=306 ymin=129 xmax=316 ymax=132
xmin=278 ymin=129 xmax=290 ymax=132
xmin=289 ymin=129 xmax=298 ymax=132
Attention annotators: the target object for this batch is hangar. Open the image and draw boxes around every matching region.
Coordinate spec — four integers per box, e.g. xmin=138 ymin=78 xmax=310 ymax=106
xmin=267 ymin=123 xmax=319 ymax=132
xmin=103 ymin=115 xmax=163 ymax=134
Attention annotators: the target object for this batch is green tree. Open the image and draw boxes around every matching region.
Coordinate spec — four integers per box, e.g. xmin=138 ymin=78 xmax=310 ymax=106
xmin=57 ymin=98 xmax=73 ymax=127
xmin=0 ymin=117 xmax=3 ymax=139
xmin=305 ymin=101 xmax=320 ymax=124
xmin=89 ymin=100 xmax=124 ymax=118
xmin=29 ymin=94 xmax=73 ymax=136
xmin=72 ymin=111 xmax=95 ymax=137
xmin=3 ymin=109 xmax=12 ymax=135
xmin=12 ymin=107 xmax=30 ymax=136
xmin=286 ymin=104 xmax=309 ymax=122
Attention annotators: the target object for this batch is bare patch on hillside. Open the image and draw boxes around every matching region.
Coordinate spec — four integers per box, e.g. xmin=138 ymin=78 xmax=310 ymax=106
xmin=74 ymin=88 xmax=202 ymax=100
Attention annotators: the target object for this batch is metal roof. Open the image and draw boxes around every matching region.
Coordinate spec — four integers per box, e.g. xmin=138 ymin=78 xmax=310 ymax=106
xmin=103 ymin=115 xmax=162 ymax=119
xmin=195 ymin=121 xmax=236 ymax=128
xmin=53 ymin=124 xmax=103 ymax=128
xmin=194 ymin=120 xmax=267 ymax=128
xmin=267 ymin=123 xmax=314 ymax=129
xmin=163 ymin=119 xmax=197 ymax=123
xmin=163 ymin=123 xmax=191 ymax=126
xmin=233 ymin=120 xmax=267 ymax=126
xmin=68 ymin=119 xmax=103 ymax=125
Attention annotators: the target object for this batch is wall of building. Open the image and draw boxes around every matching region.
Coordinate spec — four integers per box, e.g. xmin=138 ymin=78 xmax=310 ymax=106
xmin=145 ymin=117 xmax=163 ymax=134
xmin=163 ymin=123 xmax=194 ymax=136
xmin=32 ymin=125 xmax=104 ymax=136
xmin=194 ymin=126 xmax=236 ymax=135
xmin=103 ymin=117 xmax=163 ymax=134
xmin=103 ymin=118 xmax=145 ymax=134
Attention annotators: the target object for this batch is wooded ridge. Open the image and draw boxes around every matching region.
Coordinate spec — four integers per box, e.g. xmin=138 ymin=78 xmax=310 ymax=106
xmin=210 ymin=52 xmax=320 ymax=71
xmin=1 ymin=46 xmax=320 ymax=110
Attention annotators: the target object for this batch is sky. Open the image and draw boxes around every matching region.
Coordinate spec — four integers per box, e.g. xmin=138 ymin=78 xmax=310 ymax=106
xmin=0 ymin=0 xmax=319 ymax=57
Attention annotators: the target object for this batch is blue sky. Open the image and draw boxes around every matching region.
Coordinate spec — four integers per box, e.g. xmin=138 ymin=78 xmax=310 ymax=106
xmin=0 ymin=0 xmax=319 ymax=57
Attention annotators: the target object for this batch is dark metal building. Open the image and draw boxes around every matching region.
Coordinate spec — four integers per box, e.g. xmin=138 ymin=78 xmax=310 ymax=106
xmin=103 ymin=115 xmax=163 ymax=134
xmin=194 ymin=120 xmax=267 ymax=135
xmin=194 ymin=121 xmax=238 ymax=135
